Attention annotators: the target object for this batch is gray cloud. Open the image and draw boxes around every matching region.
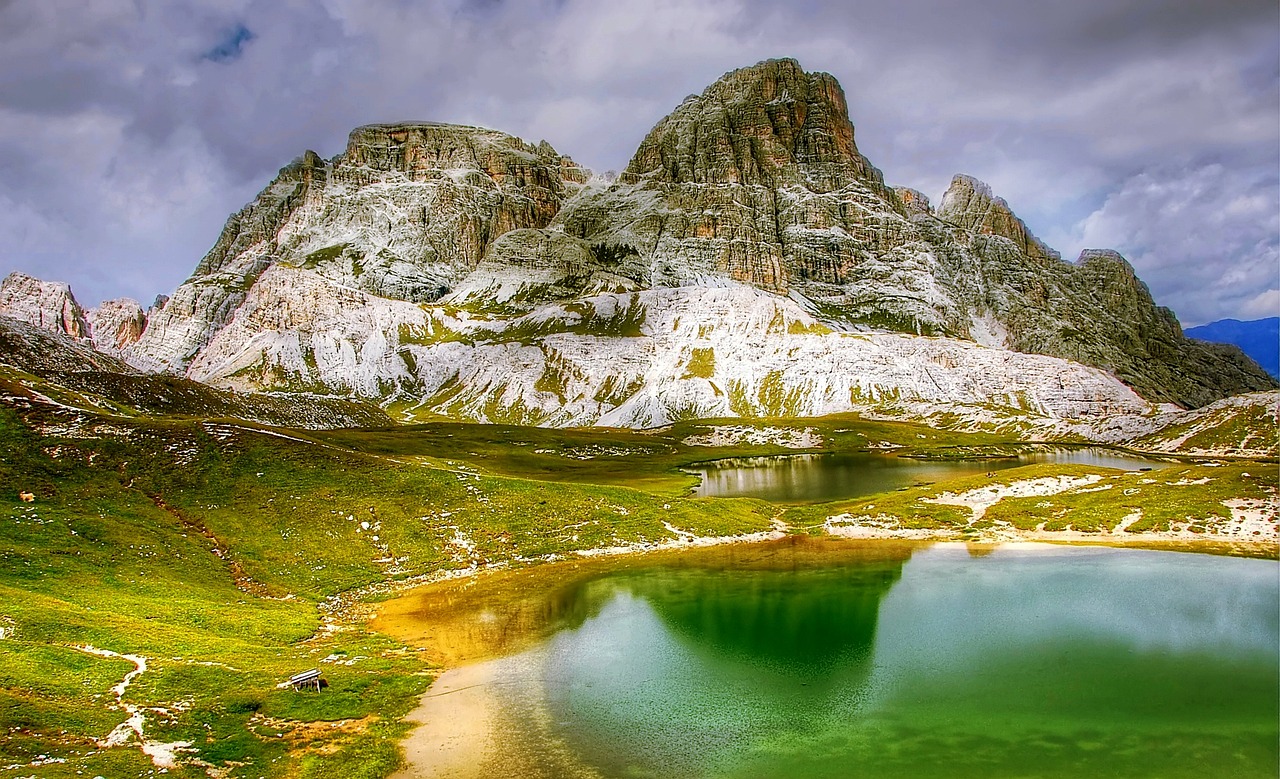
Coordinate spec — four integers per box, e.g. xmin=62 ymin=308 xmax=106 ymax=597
xmin=0 ymin=0 xmax=1275 ymax=328
xmin=1057 ymin=163 xmax=1279 ymax=326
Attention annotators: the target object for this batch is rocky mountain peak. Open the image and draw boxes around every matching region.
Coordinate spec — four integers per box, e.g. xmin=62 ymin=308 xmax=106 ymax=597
xmin=339 ymin=122 xmax=585 ymax=184
xmin=1073 ymin=249 xmax=1150 ymax=304
xmin=624 ymin=58 xmax=884 ymax=193
xmin=7 ymin=57 xmax=1268 ymax=417
xmin=89 ymin=298 xmax=148 ymax=351
xmin=1075 ymin=248 xmax=1135 ymax=274
xmin=937 ymin=174 xmax=1058 ymax=263
xmin=0 ymin=271 xmax=91 ymax=340
xmin=894 ymin=187 xmax=932 ymax=215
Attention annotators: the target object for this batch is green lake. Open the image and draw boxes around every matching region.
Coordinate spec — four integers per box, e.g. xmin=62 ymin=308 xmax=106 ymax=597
xmin=392 ymin=541 xmax=1279 ymax=778
xmin=690 ymin=448 xmax=1169 ymax=502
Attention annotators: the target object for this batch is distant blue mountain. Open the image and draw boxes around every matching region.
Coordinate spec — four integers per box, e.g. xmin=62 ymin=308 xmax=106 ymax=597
xmin=1185 ymin=318 xmax=1279 ymax=379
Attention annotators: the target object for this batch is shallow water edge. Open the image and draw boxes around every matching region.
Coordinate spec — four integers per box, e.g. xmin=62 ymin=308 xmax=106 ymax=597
xmin=377 ymin=537 xmax=1279 ymax=779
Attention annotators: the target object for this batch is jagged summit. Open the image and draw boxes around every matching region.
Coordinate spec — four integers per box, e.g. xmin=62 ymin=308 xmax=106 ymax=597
xmin=2 ymin=58 xmax=1275 ymax=421
xmin=340 ymin=122 xmax=585 ymax=184
xmin=624 ymin=58 xmax=885 ymax=193
xmin=0 ymin=272 xmax=90 ymax=340
xmin=937 ymin=174 xmax=1058 ymax=263
xmin=1074 ymin=248 xmax=1133 ymax=269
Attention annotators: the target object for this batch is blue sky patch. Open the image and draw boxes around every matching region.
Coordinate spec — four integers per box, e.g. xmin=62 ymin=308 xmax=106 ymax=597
xmin=204 ymin=24 xmax=255 ymax=63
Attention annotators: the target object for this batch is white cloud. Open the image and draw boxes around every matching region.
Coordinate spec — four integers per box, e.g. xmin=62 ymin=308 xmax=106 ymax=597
xmin=1240 ymin=289 xmax=1280 ymax=321
xmin=1059 ymin=164 xmax=1279 ymax=325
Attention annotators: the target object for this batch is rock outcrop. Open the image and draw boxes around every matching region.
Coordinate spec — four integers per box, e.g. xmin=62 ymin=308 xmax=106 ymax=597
xmin=625 ymin=58 xmax=886 ymax=193
xmin=0 ymin=272 xmax=91 ymax=340
xmin=88 ymin=298 xmax=147 ymax=353
xmin=558 ymin=58 xmax=909 ymax=296
xmin=936 ymin=174 xmax=1057 ymax=264
xmin=126 ymin=124 xmax=588 ymax=373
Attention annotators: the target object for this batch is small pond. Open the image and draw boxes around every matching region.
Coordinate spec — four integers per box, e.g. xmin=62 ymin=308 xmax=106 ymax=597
xmin=690 ymin=447 xmax=1169 ymax=502
xmin=384 ymin=540 xmax=1278 ymax=779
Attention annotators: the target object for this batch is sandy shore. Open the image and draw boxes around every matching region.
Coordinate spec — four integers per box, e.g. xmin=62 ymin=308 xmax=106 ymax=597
xmin=392 ymin=656 xmax=604 ymax=779
xmin=391 ymin=662 xmax=497 ymax=779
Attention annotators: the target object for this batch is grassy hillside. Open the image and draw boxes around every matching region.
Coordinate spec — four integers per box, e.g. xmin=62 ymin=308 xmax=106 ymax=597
xmin=0 ymin=397 xmax=781 ymax=776
xmin=0 ymin=382 xmax=1274 ymax=776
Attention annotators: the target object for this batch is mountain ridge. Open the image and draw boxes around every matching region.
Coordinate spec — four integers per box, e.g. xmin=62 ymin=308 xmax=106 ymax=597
xmin=1 ymin=58 xmax=1275 ymax=429
xmin=1185 ymin=317 xmax=1279 ymax=379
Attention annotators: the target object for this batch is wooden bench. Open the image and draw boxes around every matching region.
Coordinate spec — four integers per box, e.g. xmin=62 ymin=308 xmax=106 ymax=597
xmin=288 ymin=668 xmax=322 ymax=692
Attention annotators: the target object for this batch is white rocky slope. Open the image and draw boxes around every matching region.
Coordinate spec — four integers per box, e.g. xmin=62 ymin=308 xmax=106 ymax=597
xmin=185 ymin=265 xmax=1153 ymax=428
xmin=3 ymin=262 xmax=1271 ymax=455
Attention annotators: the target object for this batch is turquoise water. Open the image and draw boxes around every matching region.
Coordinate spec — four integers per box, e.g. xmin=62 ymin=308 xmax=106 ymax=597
xmin=470 ymin=544 xmax=1278 ymax=778
xmin=691 ymin=448 xmax=1168 ymax=502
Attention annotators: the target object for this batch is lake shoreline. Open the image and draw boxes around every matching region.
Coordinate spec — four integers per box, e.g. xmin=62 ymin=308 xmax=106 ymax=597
xmin=339 ymin=522 xmax=1277 ymax=638
xmin=375 ymin=531 xmax=1275 ymax=778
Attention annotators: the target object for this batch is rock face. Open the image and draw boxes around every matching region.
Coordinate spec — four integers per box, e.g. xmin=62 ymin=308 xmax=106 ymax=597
xmin=558 ymin=58 xmax=908 ymax=297
xmin=4 ymin=58 xmax=1275 ymax=428
xmin=127 ymin=125 xmax=588 ymax=373
xmin=625 ymin=58 xmax=885 ymax=193
xmin=936 ymin=175 xmax=1058 ymax=264
xmin=0 ymin=272 xmax=91 ymax=340
xmin=88 ymin=298 xmax=147 ymax=353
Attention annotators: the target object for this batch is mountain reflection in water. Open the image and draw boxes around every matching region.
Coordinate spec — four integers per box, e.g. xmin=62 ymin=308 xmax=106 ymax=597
xmin=692 ymin=448 xmax=1168 ymax=502
xmin=615 ymin=559 xmax=902 ymax=675
xmin=526 ymin=541 xmax=913 ymax=776
xmin=382 ymin=541 xmax=1278 ymax=779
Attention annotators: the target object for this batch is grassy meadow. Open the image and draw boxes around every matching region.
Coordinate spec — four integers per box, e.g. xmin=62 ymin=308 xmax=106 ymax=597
xmin=0 ymin=381 xmax=1274 ymax=777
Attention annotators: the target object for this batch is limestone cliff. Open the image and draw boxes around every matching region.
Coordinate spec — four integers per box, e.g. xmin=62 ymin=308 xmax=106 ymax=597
xmin=88 ymin=298 xmax=147 ymax=354
xmin=625 ymin=58 xmax=886 ymax=193
xmin=0 ymin=272 xmax=91 ymax=341
xmin=127 ymin=125 xmax=587 ymax=373
xmin=558 ymin=58 xmax=912 ymax=297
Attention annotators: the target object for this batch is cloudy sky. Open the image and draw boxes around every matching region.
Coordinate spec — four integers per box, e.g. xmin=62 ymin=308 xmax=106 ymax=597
xmin=1 ymin=0 xmax=1276 ymax=326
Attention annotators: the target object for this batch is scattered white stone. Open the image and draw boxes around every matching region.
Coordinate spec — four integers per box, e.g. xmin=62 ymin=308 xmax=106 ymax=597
xmin=923 ymin=475 xmax=1103 ymax=521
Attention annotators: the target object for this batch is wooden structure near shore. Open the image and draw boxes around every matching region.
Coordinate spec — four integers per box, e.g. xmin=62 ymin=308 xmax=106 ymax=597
xmin=288 ymin=668 xmax=322 ymax=692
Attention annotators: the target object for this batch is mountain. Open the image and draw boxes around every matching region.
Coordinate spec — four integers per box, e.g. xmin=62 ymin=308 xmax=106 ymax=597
xmin=2 ymin=59 xmax=1275 ymax=432
xmin=553 ymin=59 xmax=1273 ymax=407
xmin=1185 ymin=318 xmax=1279 ymax=379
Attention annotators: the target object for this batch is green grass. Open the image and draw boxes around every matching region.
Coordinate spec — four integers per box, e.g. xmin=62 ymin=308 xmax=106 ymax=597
xmin=1132 ymin=401 xmax=1279 ymax=456
xmin=784 ymin=460 xmax=1277 ymax=540
xmin=0 ymin=388 xmax=1272 ymax=777
xmin=985 ymin=463 xmax=1274 ymax=534
xmin=3 ymin=405 xmax=847 ymax=774
xmin=683 ymin=347 xmax=716 ymax=379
